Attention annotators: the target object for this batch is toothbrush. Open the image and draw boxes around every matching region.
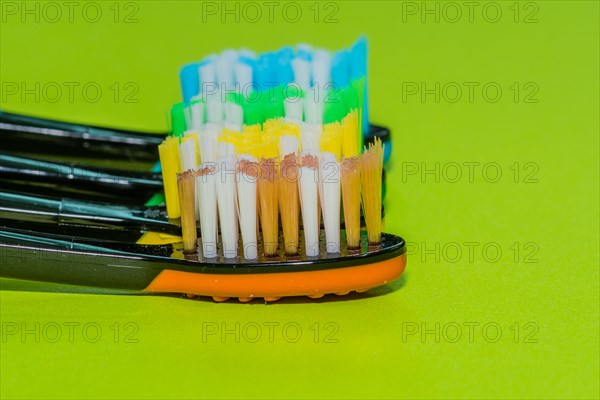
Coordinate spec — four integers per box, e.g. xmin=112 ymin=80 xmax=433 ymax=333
xmin=0 ymin=110 xmax=162 ymax=161
xmin=0 ymin=225 xmax=406 ymax=302
xmin=0 ymin=154 xmax=163 ymax=201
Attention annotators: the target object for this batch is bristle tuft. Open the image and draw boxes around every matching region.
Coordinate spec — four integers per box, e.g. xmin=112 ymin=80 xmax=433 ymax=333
xmin=361 ymin=138 xmax=384 ymax=244
xmin=197 ymin=164 xmax=218 ymax=258
xmin=177 ymin=170 xmax=197 ymax=253
xmin=341 ymin=157 xmax=361 ymax=249
xmin=299 ymin=154 xmax=320 ymax=257
xmin=279 ymin=154 xmax=300 ymax=255
xmin=237 ymin=157 xmax=259 ymax=260
xmin=258 ymin=158 xmax=279 ymax=256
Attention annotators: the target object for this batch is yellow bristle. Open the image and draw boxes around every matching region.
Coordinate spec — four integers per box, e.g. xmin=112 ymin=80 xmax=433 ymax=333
xmin=263 ymin=117 xmax=283 ymax=136
xmin=282 ymin=121 xmax=301 ymax=139
xmin=341 ymin=110 xmax=360 ymax=158
xmin=158 ymin=136 xmax=182 ymax=219
xmin=320 ymin=121 xmax=342 ymax=161
xmin=361 ymin=137 xmax=384 ymax=244
xmin=177 ymin=170 xmax=197 ymax=253
xmin=258 ymin=158 xmax=279 ymax=256
xmin=243 ymin=124 xmax=262 ymax=137
xmin=219 ymin=129 xmax=245 ymax=153
xmin=250 ymin=137 xmax=279 ymax=160
xmin=341 ymin=157 xmax=362 ymax=249
xmin=279 ymin=154 xmax=300 ymax=255
xmin=237 ymin=126 xmax=262 ymax=155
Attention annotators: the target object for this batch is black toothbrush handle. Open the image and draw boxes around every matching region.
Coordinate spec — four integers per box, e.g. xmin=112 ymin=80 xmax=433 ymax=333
xmin=0 ymin=111 xmax=164 ymax=161
xmin=0 ymin=191 xmax=179 ymax=235
xmin=0 ymin=154 xmax=163 ymax=196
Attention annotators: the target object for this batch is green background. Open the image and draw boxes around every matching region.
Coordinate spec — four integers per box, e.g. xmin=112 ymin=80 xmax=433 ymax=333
xmin=1 ymin=1 xmax=598 ymax=399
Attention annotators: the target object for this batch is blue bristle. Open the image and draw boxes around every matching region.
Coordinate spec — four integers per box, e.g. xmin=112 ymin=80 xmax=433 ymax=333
xmin=351 ymin=36 xmax=369 ymax=135
xmin=180 ymin=62 xmax=202 ymax=104
xmin=297 ymin=48 xmax=312 ymax=62
xmin=277 ymin=53 xmax=295 ymax=86
xmin=255 ymin=54 xmax=272 ymax=88
xmin=332 ymin=50 xmax=351 ymax=90
xmin=350 ymin=36 xmax=367 ymax=79
xmin=278 ymin=47 xmax=295 ymax=63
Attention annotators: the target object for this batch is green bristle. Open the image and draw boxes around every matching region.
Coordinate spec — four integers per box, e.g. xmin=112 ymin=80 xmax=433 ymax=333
xmin=345 ymin=83 xmax=360 ymax=111
xmin=352 ymin=77 xmax=366 ymax=151
xmin=226 ymin=91 xmax=244 ymax=105
xmin=243 ymin=96 xmax=264 ymax=126
xmin=170 ymin=102 xmax=187 ymax=137
xmin=323 ymin=86 xmax=346 ymax=124
xmin=262 ymin=86 xmax=285 ymax=121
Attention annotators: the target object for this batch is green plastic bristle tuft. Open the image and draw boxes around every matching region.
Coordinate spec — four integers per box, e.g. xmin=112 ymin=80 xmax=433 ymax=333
xmin=243 ymin=97 xmax=263 ymax=126
xmin=262 ymin=86 xmax=286 ymax=121
xmin=323 ymin=87 xmax=346 ymax=124
xmin=170 ymin=102 xmax=187 ymax=137
xmin=225 ymin=91 xmax=244 ymax=106
xmin=353 ymin=77 xmax=366 ymax=151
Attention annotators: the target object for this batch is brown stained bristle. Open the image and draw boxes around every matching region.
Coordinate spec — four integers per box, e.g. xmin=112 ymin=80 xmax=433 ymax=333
xmin=258 ymin=158 xmax=279 ymax=256
xmin=341 ymin=157 xmax=361 ymax=249
xmin=361 ymin=138 xmax=384 ymax=244
xmin=238 ymin=159 xmax=259 ymax=178
xmin=279 ymin=154 xmax=300 ymax=255
xmin=177 ymin=170 xmax=197 ymax=253
xmin=302 ymin=154 xmax=319 ymax=170
xmin=197 ymin=164 xmax=216 ymax=176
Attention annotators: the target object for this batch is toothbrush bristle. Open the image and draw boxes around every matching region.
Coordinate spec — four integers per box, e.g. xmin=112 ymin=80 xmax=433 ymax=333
xmin=158 ymin=136 xmax=182 ymax=219
xmin=361 ymin=138 xmax=384 ymax=244
xmin=319 ymin=152 xmax=341 ymax=253
xmin=237 ymin=158 xmax=259 ymax=260
xmin=279 ymin=154 xmax=300 ymax=255
xmin=299 ymin=154 xmax=320 ymax=257
xmin=216 ymin=155 xmax=238 ymax=258
xmin=258 ymin=158 xmax=280 ymax=256
xmin=161 ymin=38 xmax=384 ymax=260
xmin=341 ymin=157 xmax=361 ymax=249
xmin=177 ymin=170 xmax=197 ymax=253
xmin=197 ymin=164 xmax=218 ymax=258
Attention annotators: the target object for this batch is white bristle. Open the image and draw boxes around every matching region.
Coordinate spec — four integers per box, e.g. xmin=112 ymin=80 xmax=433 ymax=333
xmin=199 ymin=61 xmax=217 ymax=93
xmin=199 ymin=129 xmax=218 ymax=163
xmin=197 ymin=165 xmax=218 ymax=258
xmin=183 ymin=106 xmax=192 ymax=129
xmin=216 ymin=156 xmax=239 ymax=258
xmin=203 ymin=122 xmax=221 ymax=136
xmin=239 ymin=48 xmax=257 ymax=59
xmin=218 ymin=142 xmax=236 ymax=159
xmin=224 ymin=102 xmax=244 ymax=133
xmin=291 ymin=58 xmax=311 ymax=90
xmin=296 ymin=43 xmax=313 ymax=54
xmin=237 ymin=155 xmax=258 ymax=260
xmin=304 ymin=87 xmax=324 ymax=125
xmin=217 ymin=50 xmax=237 ymax=91
xmin=319 ymin=152 xmax=341 ymax=253
xmin=312 ymin=49 xmax=331 ymax=88
xmin=284 ymin=97 xmax=303 ymax=124
xmin=299 ymin=155 xmax=320 ymax=257
xmin=188 ymin=98 xmax=205 ymax=130
xmin=206 ymin=96 xmax=224 ymax=124
xmin=300 ymin=123 xmax=322 ymax=154
xmin=179 ymin=135 xmax=198 ymax=172
xmin=234 ymin=61 xmax=254 ymax=92
xmin=279 ymin=135 xmax=299 ymax=158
